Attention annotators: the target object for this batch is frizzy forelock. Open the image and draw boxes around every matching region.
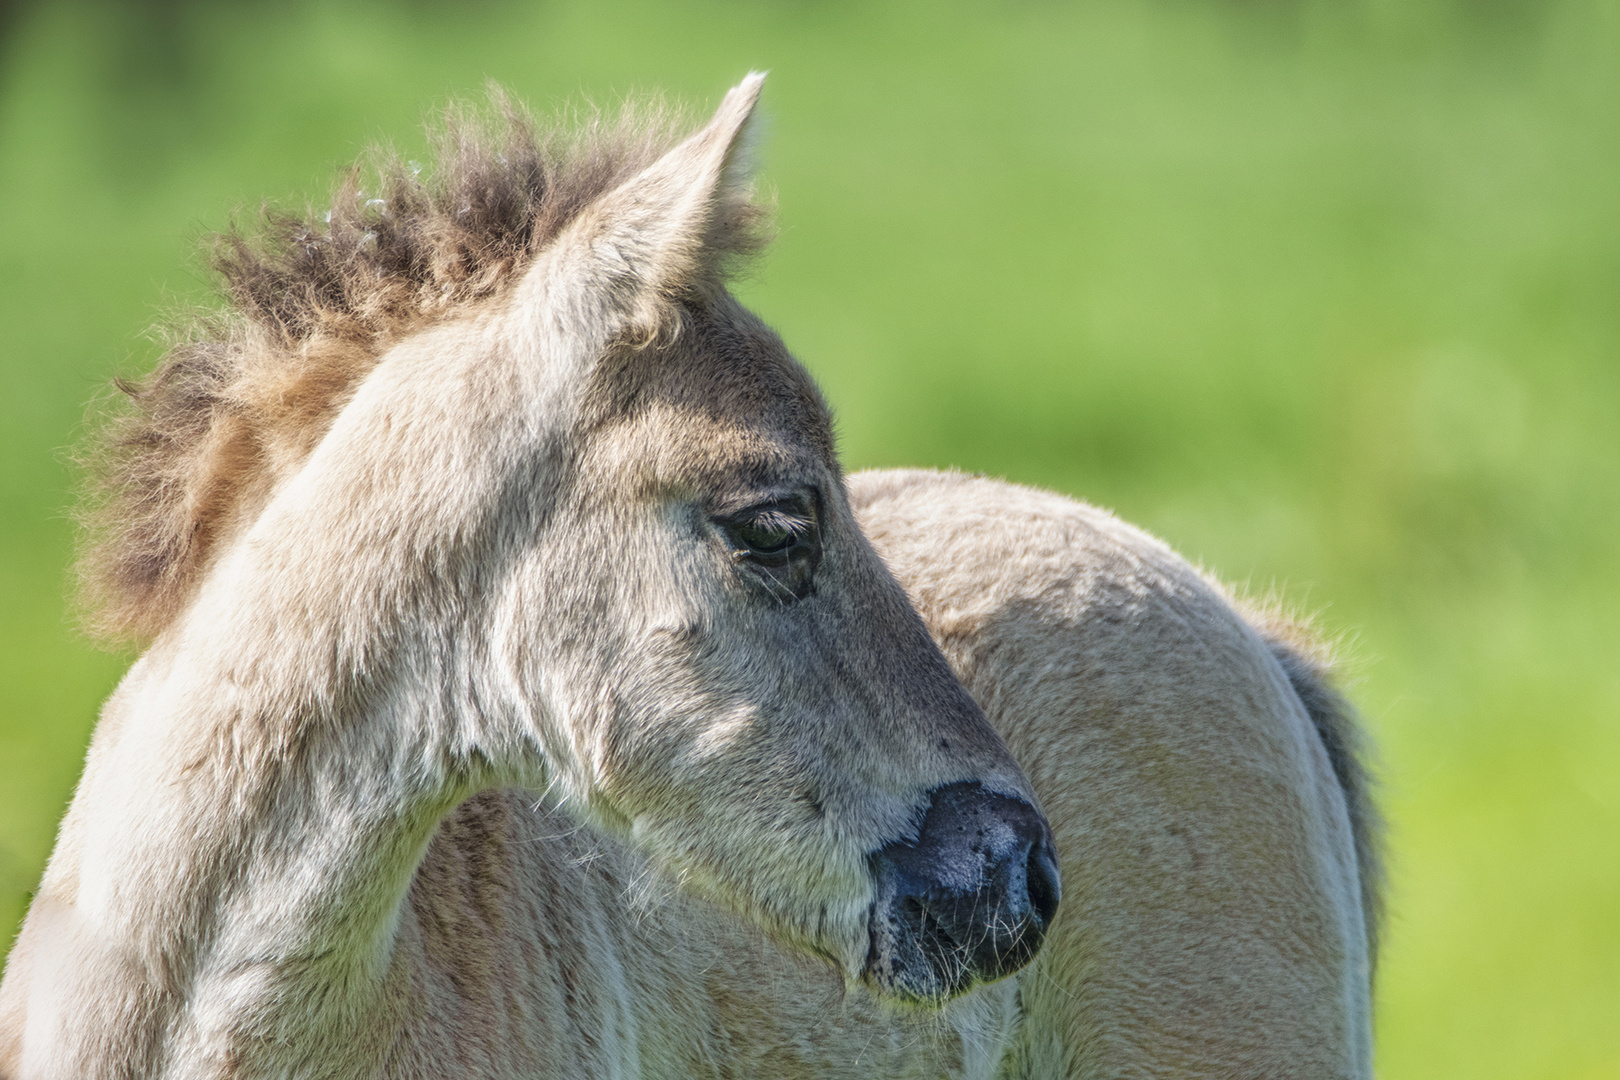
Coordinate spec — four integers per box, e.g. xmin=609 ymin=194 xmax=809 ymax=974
xmin=74 ymin=86 xmax=770 ymax=644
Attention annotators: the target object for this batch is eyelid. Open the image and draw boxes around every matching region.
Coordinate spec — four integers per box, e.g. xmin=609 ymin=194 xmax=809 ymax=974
xmin=716 ymin=490 xmax=809 ymax=515
xmin=711 ymin=487 xmax=818 ymax=524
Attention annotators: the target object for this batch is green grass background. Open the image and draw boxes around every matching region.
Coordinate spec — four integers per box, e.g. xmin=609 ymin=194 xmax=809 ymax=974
xmin=1 ymin=0 xmax=1615 ymax=1073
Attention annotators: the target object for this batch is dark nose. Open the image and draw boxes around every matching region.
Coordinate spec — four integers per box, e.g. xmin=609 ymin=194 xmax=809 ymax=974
xmin=865 ymin=781 xmax=1062 ymax=1003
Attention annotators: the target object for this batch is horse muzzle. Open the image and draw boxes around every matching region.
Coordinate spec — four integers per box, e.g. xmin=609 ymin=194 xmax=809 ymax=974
xmin=864 ymin=781 xmax=1062 ymax=1003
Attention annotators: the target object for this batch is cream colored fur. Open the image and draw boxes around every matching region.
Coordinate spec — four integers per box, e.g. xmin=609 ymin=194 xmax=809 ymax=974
xmin=0 ymin=75 xmax=1374 ymax=1079
xmin=850 ymin=470 xmax=1373 ymax=1078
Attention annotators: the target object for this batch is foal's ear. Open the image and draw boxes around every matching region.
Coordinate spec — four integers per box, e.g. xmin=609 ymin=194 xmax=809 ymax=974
xmin=532 ymin=73 xmax=766 ymax=339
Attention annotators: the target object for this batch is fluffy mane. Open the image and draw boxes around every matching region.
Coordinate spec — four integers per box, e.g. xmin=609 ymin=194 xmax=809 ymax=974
xmin=77 ymin=88 xmax=769 ymax=644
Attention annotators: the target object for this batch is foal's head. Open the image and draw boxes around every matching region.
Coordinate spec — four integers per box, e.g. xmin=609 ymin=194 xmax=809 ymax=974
xmin=82 ymin=75 xmax=1058 ymax=1004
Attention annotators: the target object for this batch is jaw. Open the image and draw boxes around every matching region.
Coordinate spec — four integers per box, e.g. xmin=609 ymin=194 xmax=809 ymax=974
xmin=706 ymin=866 xmax=876 ymax=983
xmin=619 ymin=807 xmax=878 ymax=981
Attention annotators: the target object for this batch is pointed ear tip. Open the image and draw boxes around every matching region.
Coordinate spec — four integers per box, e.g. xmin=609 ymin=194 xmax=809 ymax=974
xmin=726 ymin=71 xmax=768 ymax=111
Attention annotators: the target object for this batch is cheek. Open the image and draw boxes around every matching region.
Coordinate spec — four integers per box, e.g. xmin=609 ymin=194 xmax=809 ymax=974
xmin=594 ymin=665 xmax=836 ymax=851
xmin=522 ymin=513 xmax=851 ymax=820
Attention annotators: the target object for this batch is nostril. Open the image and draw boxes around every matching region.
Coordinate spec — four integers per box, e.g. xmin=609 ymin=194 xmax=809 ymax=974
xmin=1025 ymin=841 xmax=1061 ymax=929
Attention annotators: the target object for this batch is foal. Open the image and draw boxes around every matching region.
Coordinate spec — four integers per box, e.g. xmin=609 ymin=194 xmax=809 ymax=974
xmin=0 ymin=75 xmax=1377 ymax=1078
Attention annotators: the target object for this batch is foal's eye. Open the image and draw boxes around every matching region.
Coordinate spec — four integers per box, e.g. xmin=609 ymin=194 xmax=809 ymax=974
xmin=713 ymin=494 xmax=822 ymax=600
xmin=731 ymin=515 xmax=799 ymax=555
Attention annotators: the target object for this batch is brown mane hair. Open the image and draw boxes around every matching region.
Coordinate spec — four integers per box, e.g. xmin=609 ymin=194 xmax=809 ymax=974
xmin=77 ymin=88 xmax=767 ymax=645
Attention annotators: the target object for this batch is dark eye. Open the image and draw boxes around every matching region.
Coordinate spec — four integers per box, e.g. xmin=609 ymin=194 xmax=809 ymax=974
xmin=729 ymin=510 xmax=801 ymax=555
xmin=714 ymin=494 xmax=823 ymax=599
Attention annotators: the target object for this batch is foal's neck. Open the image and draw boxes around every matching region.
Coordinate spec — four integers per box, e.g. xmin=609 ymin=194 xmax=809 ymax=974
xmin=26 ymin=325 xmax=554 ymax=1069
xmin=29 ymin=619 xmax=484 ymax=1066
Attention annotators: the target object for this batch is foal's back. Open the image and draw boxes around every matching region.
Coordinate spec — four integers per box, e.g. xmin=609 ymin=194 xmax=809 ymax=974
xmin=848 ymin=469 xmax=1375 ymax=1078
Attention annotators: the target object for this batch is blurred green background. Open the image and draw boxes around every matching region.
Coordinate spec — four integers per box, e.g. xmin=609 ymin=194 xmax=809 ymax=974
xmin=1 ymin=0 xmax=1615 ymax=1074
